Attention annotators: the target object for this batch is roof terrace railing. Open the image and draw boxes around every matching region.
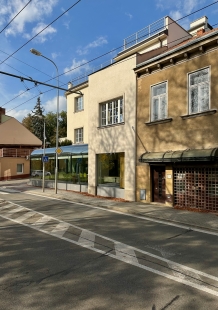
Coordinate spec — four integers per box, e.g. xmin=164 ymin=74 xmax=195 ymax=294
xmin=123 ymin=17 xmax=166 ymax=50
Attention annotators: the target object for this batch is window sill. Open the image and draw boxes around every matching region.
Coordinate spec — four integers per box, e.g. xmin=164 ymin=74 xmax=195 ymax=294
xmin=145 ymin=118 xmax=172 ymax=126
xmin=181 ymin=110 xmax=217 ymax=119
xmin=97 ymin=122 xmax=125 ymax=129
xmin=74 ymin=109 xmax=84 ymax=113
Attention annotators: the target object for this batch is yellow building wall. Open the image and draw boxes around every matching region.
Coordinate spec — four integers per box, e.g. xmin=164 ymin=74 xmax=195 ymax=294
xmin=136 ymin=48 xmax=218 ymax=203
xmin=0 ymin=157 xmax=30 ymax=180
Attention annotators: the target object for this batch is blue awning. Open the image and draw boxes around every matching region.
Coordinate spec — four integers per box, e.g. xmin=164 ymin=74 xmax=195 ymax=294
xmin=31 ymin=144 xmax=88 ymax=157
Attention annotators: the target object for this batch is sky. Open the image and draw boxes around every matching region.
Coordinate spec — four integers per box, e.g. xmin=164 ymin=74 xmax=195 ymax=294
xmin=0 ymin=0 xmax=218 ymax=122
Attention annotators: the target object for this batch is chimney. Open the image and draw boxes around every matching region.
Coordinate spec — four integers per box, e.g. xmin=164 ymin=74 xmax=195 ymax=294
xmin=197 ymin=28 xmax=205 ymax=36
xmin=0 ymin=107 xmax=5 ymax=123
xmin=68 ymin=81 xmax=73 ymax=89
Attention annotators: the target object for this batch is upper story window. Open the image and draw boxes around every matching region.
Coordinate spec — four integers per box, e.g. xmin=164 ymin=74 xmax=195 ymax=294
xmin=189 ymin=68 xmax=209 ymax=114
xmin=100 ymin=98 xmax=123 ymax=127
xmin=75 ymin=96 xmax=83 ymax=112
xmin=151 ymin=82 xmax=167 ymax=121
xmin=75 ymin=128 xmax=83 ymax=143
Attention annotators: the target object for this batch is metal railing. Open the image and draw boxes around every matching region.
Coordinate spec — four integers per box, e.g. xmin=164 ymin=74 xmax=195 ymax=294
xmin=0 ymin=148 xmax=33 ymax=158
xmin=123 ymin=17 xmax=166 ymax=50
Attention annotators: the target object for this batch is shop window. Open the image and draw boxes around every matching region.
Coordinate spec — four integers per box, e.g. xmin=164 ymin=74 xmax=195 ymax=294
xmin=97 ymin=153 xmax=125 ymax=188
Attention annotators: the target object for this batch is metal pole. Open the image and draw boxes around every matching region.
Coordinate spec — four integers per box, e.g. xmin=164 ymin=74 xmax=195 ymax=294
xmin=41 ymin=55 xmax=59 ymax=194
xmin=42 ymin=119 xmax=45 ymax=192
xmin=30 ymin=49 xmax=60 ymax=194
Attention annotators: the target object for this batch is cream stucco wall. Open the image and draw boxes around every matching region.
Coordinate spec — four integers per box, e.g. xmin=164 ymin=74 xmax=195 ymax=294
xmin=66 ymin=84 xmax=89 ymax=144
xmin=88 ymin=56 xmax=137 ymax=201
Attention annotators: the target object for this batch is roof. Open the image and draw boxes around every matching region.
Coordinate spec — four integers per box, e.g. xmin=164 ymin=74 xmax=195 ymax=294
xmin=31 ymin=144 xmax=88 ymax=156
xmin=136 ymin=27 xmax=218 ymax=69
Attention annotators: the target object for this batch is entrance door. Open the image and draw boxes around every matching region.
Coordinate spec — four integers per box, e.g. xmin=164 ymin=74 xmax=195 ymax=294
xmin=152 ymin=166 xmax=166 ymax=203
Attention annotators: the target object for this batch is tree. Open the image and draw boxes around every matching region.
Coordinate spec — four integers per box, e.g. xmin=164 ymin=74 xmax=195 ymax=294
xmin=22 ymin=113 xmax=33 ymax=132
xmin=59 ymin=139 xmax=72 ymax=146
xmin=31 ymin=97 xmax=44 ymax=142
xmin=44 ymin=112 xmax=56 ymax=147
xmin=59 ymin=110 xmax=67 ymax=138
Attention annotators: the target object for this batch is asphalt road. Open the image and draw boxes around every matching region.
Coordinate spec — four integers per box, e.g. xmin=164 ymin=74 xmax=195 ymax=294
xmin=0 ymin=189 xmax=218 ymax=310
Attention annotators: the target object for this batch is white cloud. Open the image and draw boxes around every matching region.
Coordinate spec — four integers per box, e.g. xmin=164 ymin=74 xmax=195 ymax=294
xmin=51 ymin=52 xmax=59 ymax=59
xmin=156 ymin=0 xmax=206 ymax=29
xmin=26 ymin=23 xmax=57 ymax=43
xmin=64 ymin=58 xmax=91 ymax=76
xmin=2 ymin=0 xmax=58 ymax=37
xmin=156 ymin=0 xmax=206 ymax=16
xmin=77 ymin=36 xmax=108 ymax=55
xmin=7 ymin=108 xmax=31 ymax=122
xmin=44 ymin=95 xmax=67 ymax=112
xmin=125 ymin=12 xmax=133 ymax=20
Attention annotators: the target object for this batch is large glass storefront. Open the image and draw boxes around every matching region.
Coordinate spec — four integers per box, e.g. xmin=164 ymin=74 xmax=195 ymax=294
xmin=97 ymin=152 xmax=125 ymax=188
xmin=30 ymin=145 xmax=88 ymax=184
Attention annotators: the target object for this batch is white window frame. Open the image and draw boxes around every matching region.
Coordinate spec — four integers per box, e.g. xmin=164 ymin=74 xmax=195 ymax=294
xmin=188 ymin=67 xmax=210 ymax=114
xmin=75 ymin=96 xmax=83 ymax=112
xmin=150 ymin=81 xmax=168 ymax=121
xmin=75 ymin=128 xmax=83 ymax=143
xmin=17 ymin=163 xmax=24 ymax=174
xmin=100 ymin=97 xmax=124 ymax=127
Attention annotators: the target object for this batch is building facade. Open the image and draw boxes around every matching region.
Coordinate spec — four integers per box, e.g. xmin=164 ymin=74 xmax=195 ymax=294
xmin=0 ymin=107 xmax=42 ymax=180
xmin=135 ymin=18 xmax=218 ymax=211
xmin=66 ymin=16 xmax=191 ymax=201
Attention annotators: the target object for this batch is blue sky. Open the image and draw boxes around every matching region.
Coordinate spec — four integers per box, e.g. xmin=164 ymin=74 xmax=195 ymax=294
xmin=0 ymin=0 xmax=218 ymax=121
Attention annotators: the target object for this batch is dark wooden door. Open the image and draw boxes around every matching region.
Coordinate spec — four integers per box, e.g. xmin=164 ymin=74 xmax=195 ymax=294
xmin=152 ymin=166 xmax=166 ymax=203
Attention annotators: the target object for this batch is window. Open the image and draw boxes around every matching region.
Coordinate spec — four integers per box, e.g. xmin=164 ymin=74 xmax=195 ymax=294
xmin=17 ymin=164 xmax=23 ymax=174
xmin=100 ymin=98 xmax=123 ymax=126
xmin=75 ymin=128 xmax=83 ymax=143
xmin=189 ymin=68 xmax=209 ymax=114
xmin=75 ymin=96 xmax=83 ymax=112
xmin=97 ymin=153 xmax=125 ymax=188
xmin=151 ymin=82 xmax=167 ymax=121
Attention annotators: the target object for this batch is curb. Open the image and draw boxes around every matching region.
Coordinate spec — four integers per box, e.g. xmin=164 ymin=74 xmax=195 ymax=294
xmin=24 ymin=190 xmax=218 ymax=234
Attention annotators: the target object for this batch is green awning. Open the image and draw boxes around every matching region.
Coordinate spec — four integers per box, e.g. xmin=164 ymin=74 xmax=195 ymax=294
xmin=140 ymin=148 xmax=218 ymax=163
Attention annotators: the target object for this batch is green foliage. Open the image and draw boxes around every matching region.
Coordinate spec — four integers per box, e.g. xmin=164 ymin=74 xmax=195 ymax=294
xmin=31 ymin=97 xmax=45 ymax=142
xmin=59 ymin=139 xmax=72 ymax=146
xmin=22 ymin=113 xmax=33 ymax=132
xmin=21 ymin=97 xmax=68 ymax=148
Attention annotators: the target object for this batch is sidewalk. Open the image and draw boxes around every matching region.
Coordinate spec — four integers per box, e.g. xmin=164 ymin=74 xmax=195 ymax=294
xmin=1 ymin=179 xmax=218 ymax=233
xmin=25 ymin=185 xmax=218 ymax=234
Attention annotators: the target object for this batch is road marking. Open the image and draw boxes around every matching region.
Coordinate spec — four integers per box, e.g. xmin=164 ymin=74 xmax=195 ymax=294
xmin=114 ymin=242 xmax=138 ymax=264
xmin=0 ymin=204 xmax=13 ymax=211
xmin=51 ymin=222 xmax=70 ymax=237
xmin=78 ymin=229 xmax=95 ymax=248
xmin=0 ymin=192 xmax=9 ymax=194
xmin=1 ymin=201 xmax=218 ymax=297
xmin=15 ymin=211 xmax=36 ymax=223
xmin=26 ymin=192 xmax=218 ymax=237
xmin=30 ymin=215 xmax=51 ymax=229
xmin=4 ymin=206 xmax=25 ymax=216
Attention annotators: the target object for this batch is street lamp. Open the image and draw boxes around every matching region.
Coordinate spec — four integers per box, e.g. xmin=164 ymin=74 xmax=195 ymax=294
xmin=30 ymin=48 xmax=59 ymax=194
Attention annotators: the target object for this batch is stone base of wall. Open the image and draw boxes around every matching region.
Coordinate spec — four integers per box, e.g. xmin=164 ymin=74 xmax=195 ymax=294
xmin=97 ymin=186 xmax=125 ymax=199
xmin=29 ymin=179 xmax=88 ymax=193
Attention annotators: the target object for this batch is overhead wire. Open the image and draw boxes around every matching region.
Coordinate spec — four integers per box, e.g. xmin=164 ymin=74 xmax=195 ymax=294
xmin=0 ymin=0 xmax=82 ymax=66
xmin=3 ymin=0 xmax=218 ymax=112
xmin=0 ymin=0 xmax=32 ymax=34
